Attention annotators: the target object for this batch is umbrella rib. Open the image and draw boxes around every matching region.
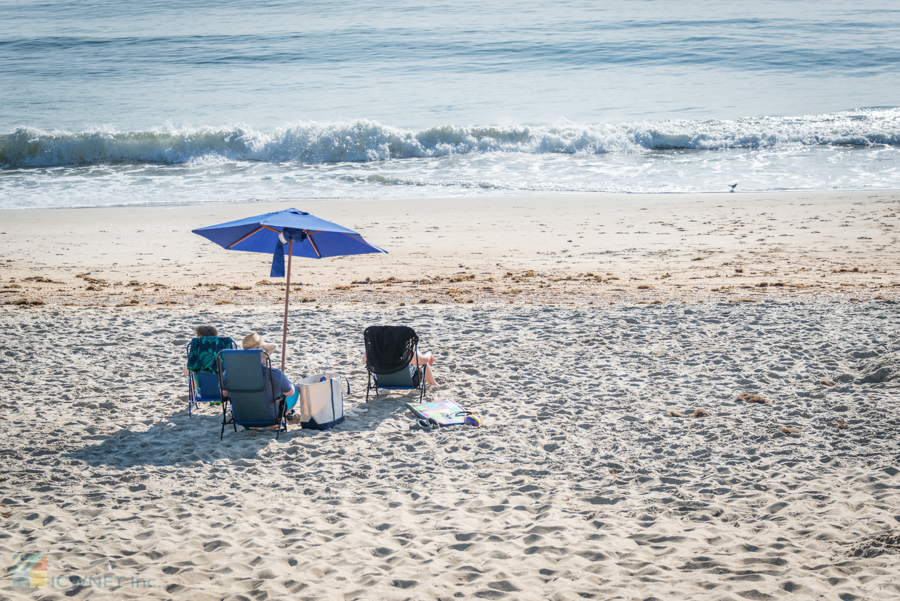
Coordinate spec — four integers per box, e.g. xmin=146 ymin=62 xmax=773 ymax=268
xmin=221 ymin=225 xmax=374 ymax=257
xmin=228 ymin=225 xmax=280 ymax=249
xmin=305 ymin=230 xmax=322 ymax=258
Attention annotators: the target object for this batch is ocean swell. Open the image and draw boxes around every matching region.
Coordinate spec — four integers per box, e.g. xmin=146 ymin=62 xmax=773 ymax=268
xmin=3 ymin=109 xmax=899 ymax=168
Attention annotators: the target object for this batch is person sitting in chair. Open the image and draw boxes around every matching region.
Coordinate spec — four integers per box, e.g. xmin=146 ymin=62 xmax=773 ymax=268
xmin=223 ymin=333 xmax=299 ymax=424
xmin=181 ymin=324 xmax=221 ymax=375
xmin=362 ymin=348 xmax=438 ymax=386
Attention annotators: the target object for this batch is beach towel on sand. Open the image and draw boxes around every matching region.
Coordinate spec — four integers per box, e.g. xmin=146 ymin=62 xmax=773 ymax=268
xmin=405 ymin=400 xmax=483 ymax=427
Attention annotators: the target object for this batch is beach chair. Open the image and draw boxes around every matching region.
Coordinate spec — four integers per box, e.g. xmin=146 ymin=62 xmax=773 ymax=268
xmin=364 ymin=325 xmax=426 ymax=402
xmin=216 ymin=349 xmax=287 ymax=440
xmin=186 ymin=336 xmax=236 ymax=417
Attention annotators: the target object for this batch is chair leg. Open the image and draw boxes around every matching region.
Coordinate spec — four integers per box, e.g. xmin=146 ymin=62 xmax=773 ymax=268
xmin=188 ymin=377 xmax=194 ymax=418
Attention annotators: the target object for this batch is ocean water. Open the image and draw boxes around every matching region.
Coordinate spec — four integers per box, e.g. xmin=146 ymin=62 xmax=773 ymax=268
xmin=2 ymin=0 xmax=900 ymax=209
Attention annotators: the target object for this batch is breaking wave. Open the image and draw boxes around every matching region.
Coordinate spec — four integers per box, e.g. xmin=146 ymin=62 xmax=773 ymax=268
xmin=3 ymin=109 xmax=900 ymax=168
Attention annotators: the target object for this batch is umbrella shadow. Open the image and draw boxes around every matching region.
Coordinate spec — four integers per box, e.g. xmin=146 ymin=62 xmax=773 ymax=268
xmin=65 ymin=396 xmax=416 ymax=469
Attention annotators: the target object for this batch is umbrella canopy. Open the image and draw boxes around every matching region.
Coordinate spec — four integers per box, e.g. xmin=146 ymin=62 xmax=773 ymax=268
xmin=193 ymin=208 xmax=385 ymax=260
xmin=193 ymin=208 xmax=386 ymax=370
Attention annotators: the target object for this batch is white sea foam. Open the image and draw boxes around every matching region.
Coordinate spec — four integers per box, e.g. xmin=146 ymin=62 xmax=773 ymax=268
xmin=3 ymin=110 xmax=900 ymax=209
xmin=2 ymin=109 xmax=899 ymax=169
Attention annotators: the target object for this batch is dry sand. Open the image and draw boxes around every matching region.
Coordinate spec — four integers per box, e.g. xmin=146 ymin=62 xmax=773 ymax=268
xmin=1 ymin=190 xmax=899 ymax=308
xmin=1 ymin=191 xmax=900 ymax=599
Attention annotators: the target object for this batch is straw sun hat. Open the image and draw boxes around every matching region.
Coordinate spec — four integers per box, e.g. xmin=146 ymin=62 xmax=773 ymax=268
xmin=242 ymin=332 xmax=276 ymax=355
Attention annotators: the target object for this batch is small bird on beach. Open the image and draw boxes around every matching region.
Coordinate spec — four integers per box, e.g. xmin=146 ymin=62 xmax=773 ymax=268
xmin=729 ymin=183 xmax=738 ymax=192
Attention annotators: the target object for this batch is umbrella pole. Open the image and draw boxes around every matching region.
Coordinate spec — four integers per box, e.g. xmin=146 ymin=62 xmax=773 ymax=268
xmin=281 ymin=239 xmax=293 ymax=372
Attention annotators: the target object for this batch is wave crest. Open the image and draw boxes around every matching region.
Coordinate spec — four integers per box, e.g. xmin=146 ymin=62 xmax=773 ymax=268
xmin=3 ymin=109 xmax=899 ymax=168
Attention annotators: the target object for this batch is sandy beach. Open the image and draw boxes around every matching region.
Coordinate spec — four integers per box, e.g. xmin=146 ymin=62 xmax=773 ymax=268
xmin=2 ymin=190 xmax=899 ymax=308
xmin=2 ymin=191 xmax=900 ymax=599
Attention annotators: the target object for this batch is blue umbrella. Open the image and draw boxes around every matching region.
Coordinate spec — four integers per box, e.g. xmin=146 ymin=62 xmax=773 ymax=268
xmin=193 ymin=208 xmax=387 ymax=370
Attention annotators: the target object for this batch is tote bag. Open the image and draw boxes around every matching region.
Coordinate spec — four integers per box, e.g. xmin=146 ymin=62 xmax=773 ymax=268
xmin=296 ymin=373 xmax=348 ymax=430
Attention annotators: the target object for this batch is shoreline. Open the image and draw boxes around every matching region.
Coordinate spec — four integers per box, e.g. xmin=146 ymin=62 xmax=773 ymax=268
xmin=1 ymin=186 xmax=897 ymax=212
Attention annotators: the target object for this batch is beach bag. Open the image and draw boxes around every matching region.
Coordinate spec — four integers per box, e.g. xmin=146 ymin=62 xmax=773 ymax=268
xmin=296 ymin=373 xmax=348 ymax=430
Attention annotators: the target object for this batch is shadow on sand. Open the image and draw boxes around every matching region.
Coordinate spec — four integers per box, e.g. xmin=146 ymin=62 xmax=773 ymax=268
xmin=66 ymin=392 xmax=420 ymax=469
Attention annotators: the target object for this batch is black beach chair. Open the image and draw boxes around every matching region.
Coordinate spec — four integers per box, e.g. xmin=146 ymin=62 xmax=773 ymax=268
xmin=186 ymin=336 xmax=236 ymax=417
xmin=216 ymin=349 xmax=287 ymax=440
xmin=364 ymin=325 xmax=426 ymax=402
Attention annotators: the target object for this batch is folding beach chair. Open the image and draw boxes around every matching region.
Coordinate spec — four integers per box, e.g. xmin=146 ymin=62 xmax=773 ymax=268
xmin=216 ymin=349 xmax=288 ymax=440
xmin=364 ymin=325 xmax=426 ymax=402
xmin=186 ymin=336 xmax=236 ymax=417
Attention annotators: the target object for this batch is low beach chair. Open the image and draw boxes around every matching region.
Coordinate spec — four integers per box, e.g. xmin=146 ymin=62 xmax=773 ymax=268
xmin=216 ymin=349 xmax=287 ymax=440
xmin=364 ymin=325 xmax=426 ymax=402
xmin=186 ymin=336 xmax=236 ymax=417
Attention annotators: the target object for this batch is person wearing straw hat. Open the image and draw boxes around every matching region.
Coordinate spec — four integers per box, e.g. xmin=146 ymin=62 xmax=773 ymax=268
xmin=241 ymin=332 xmax=277 ymax=356
xmin=223 ymin=332 xmax=300 ymax=424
